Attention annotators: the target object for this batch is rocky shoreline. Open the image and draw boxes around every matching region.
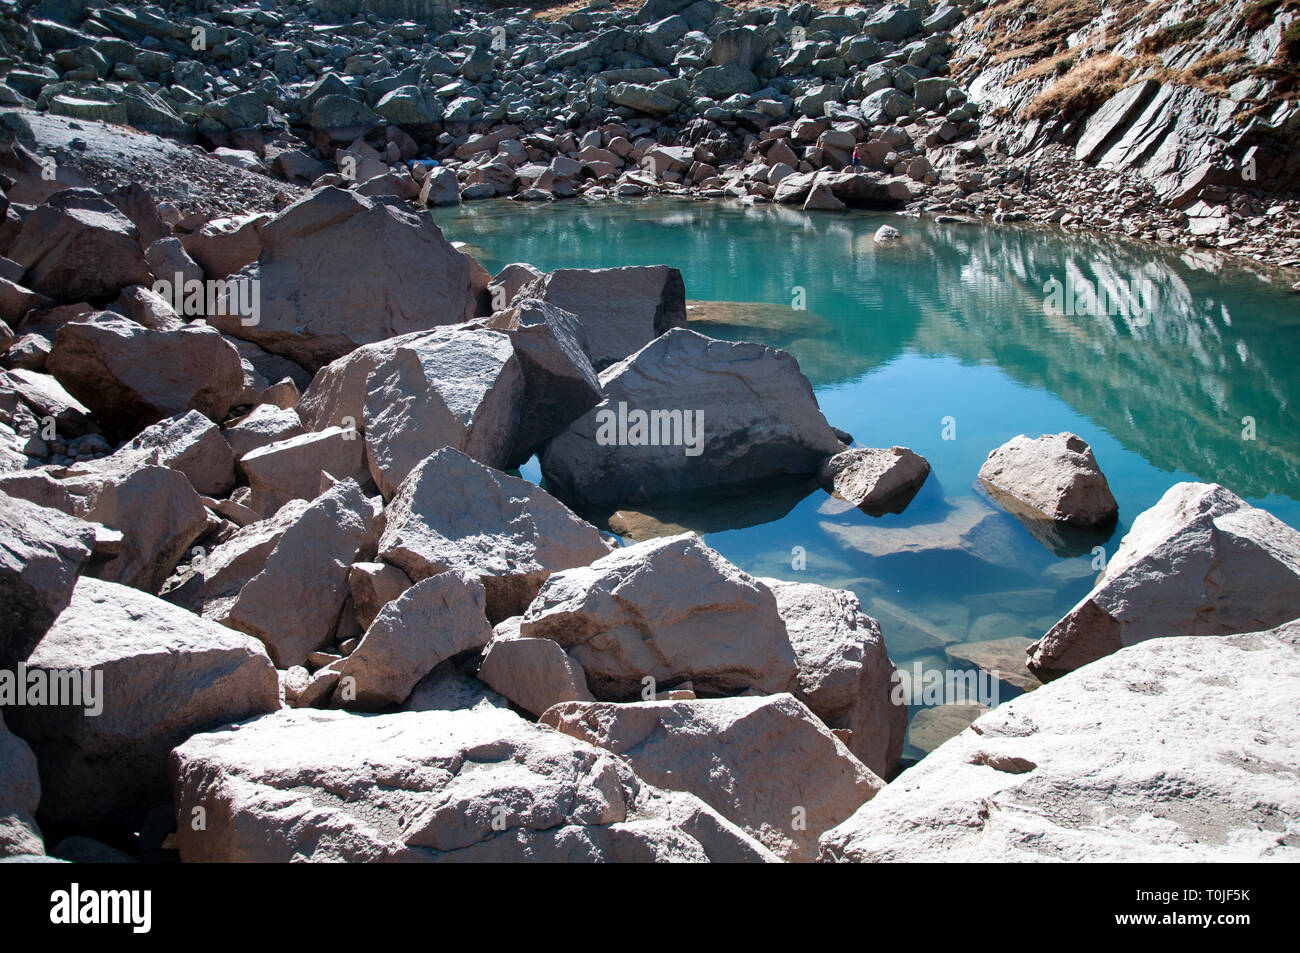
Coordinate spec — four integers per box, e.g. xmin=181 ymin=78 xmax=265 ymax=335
xmin=0 ymin=0 xmax=1299 ymax=864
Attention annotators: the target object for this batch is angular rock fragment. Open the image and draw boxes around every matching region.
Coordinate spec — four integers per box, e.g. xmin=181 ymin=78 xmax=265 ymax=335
xmin=362 ymin=328 xmax=524 ymax=494
xmin=762 ymin=578 xmax=907 ymax=778
xmin=225 ymin=479 xmax=376 ymax=667
xmin=239 ymin=426 xmax=368 ymax=514
xmin=208 ymin=187 xmax=471 ymax=371
xmin=521 ymin=533 xmax=798 ymax=698
xmin=819 ymin=445 xmax=929 ymax=512
xmin=1028 ymin=482 xmax=1300 ymax=679
xmin=478 ymin=630 xmax=594 ymax=717
xmin=0 ymin=492 xmax=97 ymax=667
xmin=542 ymin=694 xmax=881 ymax=862
xmin=485 ymin=298 xmax=603 ymax=467
xmin=378 ymin=448 xmax=609 ymax=621
xmin=517 ymin=265 xmax=687 ymax=370
xmin=332 ymin=570 xmax=491 ymax=710
xmin=7 ymin=578 xmax=277 ymax=829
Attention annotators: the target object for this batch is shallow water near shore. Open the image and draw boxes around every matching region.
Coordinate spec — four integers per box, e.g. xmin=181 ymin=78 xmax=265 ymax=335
xmin=435 ymin=197 xmax=1300 ymax=762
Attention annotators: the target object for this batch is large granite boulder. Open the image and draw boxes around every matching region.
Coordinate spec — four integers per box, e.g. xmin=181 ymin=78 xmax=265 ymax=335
xmin=7 ymin=188 xmax=150 ymax=303
xmin=542 ymin=693 xmax=881 ymax=862
xmin=171 ymin=706 xmax=772 ymax=862
xmin=7 ymin=578 xmax=277 ymax=829
xmin=207 ymin=187 xmax=472 ymax=371
xmin=362 ymin=328 xmax=524 ymax=495
xmin=484 ymin=298 xmax=603 ymax=467
xmin=822 ymin=620 xmax=1300 ymax=861
xmin=1028 ymin=482 xmax=1300 ymax=679
xmin=377 ymin=448 xmax=609 ymax=622
xmin=542 ymin=329 xmax=842 ymax=506
xmin=46 ymin=312 xmax=244 ymax=438
xmin=520 ymin=533 xmax=799 ymax=698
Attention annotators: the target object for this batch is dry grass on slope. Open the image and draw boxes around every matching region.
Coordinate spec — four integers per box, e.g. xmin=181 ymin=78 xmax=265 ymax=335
xmin=1021 ymin=53 xmax=1134 ymax=120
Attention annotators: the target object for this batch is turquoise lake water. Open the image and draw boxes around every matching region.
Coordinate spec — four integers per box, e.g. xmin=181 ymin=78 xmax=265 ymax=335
xmin=435 ymin=197 xmax=1300 ymax=761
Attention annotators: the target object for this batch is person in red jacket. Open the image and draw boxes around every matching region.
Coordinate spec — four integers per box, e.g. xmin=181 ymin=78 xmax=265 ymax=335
xmin=851 ymin=142 xmax=866 ymax=173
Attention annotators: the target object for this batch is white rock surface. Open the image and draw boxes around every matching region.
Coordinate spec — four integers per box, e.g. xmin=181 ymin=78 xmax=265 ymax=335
xmin=171 ymin=706 xmax=770 ymax=862
xmin=822 ymin=620 xmax=1300 ymax=862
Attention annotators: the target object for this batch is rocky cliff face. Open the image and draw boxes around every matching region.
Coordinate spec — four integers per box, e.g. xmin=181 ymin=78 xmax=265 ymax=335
xmin=951 ymin=0 xmax=1300 ymax=203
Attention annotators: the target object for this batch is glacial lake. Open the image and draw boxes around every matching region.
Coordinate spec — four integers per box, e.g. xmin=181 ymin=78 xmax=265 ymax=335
xmin=435 ymin=197 xmax=1300 ymax=763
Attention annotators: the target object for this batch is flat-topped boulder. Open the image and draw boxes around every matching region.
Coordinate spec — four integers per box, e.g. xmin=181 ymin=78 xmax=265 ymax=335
xmin=978 ymin=432 xmax=1118 ymax=528
xmin=377 ymin=448 xmax=609 ymax=622
xmin=541 ymin=694 xmax=881 ymax=862
xmin=821 ymin=620 xmax=1300 ymax=862
xmin=516 ymin=265 xmax=687 ymax=370
xmin=542 ymin=329 xmax=842 ymax=507
xmin=207 ymin=187 xmax=472 ymax=372
xmin=171 ymin=706 xmax=770 ymax=862
xmin=7 ymin=578 xmax=277 ymax=829
xmin=239 ymin=426 xmax=369 ymax=515
xmin=1028 ymin=482 xmax=1300 ymax=679
xmin=520 ymin=532 xmax=798 ymax=698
